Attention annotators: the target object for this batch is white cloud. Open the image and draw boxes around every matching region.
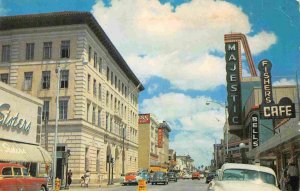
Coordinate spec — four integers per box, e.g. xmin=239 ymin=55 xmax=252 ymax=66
xmin=140 ymin=93 xmax=225 ymax=165
xmin=147 ymin=83 xmax=159 ymax=94
xmin=273 ymin=78 xmax=296 ymax=86
xmin=92 ymin=0 xmax=277 ymax=91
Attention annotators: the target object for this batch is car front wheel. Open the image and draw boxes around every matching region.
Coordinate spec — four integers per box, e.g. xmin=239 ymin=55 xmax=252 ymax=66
xmin=40 ymin=185 xmax=47 ymax=191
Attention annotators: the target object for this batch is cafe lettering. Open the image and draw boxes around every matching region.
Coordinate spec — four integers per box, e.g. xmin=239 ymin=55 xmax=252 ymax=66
xmin=0 ymin=103 xmax=31 ymax=132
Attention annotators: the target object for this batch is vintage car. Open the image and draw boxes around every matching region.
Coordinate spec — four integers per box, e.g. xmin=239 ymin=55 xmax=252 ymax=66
xmin=0 ymin=163 xmax=48 ymax=191
xmin=151 ymin=171 xmax=168 ymax=185
xmin=207 ymin=163 xmax=280 ymax=191
xmin=167 ymin=172 xmax=177 ymax=182
xmin=121 ymin=172 xmax=142 ymax=185
xmin=138 ymin=171 xmax=150 ymax=183
xmin=206 ymin=172 xmax=217 ymax=183
xmin=192 ymin=171 xmax=201 ymax=180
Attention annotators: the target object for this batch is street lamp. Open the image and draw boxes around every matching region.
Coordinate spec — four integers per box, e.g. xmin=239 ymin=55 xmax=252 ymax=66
xmin=205 ymin=101 xmax=229 ymax=155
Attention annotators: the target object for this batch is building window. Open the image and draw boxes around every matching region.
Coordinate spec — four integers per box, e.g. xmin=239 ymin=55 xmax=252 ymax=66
xmin=42 ymin=71 xmax=51 ymax=89
xmin=122 ymin=83 xmax=124 ymax=95
xmin=24 ymin=72 xmax=33 ymax=90
xmin=98 ymin=109 xmax=101 ymax=128
xmin=2 ymin=45 xmax=10 ymax=62
xmin=43 ymin=42 xmax=52 ymax=59
xmin=118 ymin=80 xmax=121 ymax=92
xmin=94 ymin=52 xmax=97 ymax=68
xmin=61 ymin=40 xmax=70 ymax=58
xmin=111 ymin=71 xmax=113 ymax=85
xmin=42 ymin=101 xmax=50 ymax=120
xmin=60 ymin=70 xmax=69 ymax=88
xmin=107 ymin=67 xmax=110 ymax=81
xmin=87 ymin=102 xmax=90 ymax=121
xmin=59 ymin=100 xmax=68 ymax=120
xmin=98 ymin=83 xmax=102 ymax=101
xmin=92 ymin=106 xmax=96 ymax=124
xmin=87 ymin=74 xmax=91 ymax=91
xmin=106 ymin=113 xmax=109 ymax=130
xmin=0 ymin=73 xmax=8 ymax=84
xmin=106 ymin=91 xmax=109 ymax=107
xmin=26 ymin=43 xmax=34 ymax=60
xmin=88 ymin=46 xmax=92 ymax=62
xmin=98 ymin=57 xmax=102 ymax=73
xmin=93 ymin=79 xmax=97 ymax=97
xmin=115 ymin=76 xmax=117 ymax=89
xmin=96 ymin=150 xmax=100 ymax=173
xmin=125 ymin=86 xmax=127 ymax=97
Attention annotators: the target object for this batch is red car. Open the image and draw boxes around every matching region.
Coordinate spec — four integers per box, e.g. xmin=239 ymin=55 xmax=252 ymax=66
xmin=192 ymin=171 xmax=201 ymax=180
xmin=0 ymin=163 xmax=48 ymax=191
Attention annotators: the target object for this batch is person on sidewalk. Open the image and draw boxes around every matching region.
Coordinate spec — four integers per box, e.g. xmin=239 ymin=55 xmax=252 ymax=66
xmin=84 ymin=170 xmax=90 ymax=187
xmin=287 ymin=159 xmax=299 ymax=191
xmin=67 ymin=169 xmax=73 ymax=188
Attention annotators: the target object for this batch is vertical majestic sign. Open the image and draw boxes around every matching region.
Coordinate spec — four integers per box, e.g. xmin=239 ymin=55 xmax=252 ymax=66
xmin=225 ymin=42 xmax=242 ymax=125
xmin=251 ymin=113 xmax=259 ymax=149
xmin=258 ymin=59 xmax=274 ymax=105
xmin=157 ymin=127 xmax=163 ymax=148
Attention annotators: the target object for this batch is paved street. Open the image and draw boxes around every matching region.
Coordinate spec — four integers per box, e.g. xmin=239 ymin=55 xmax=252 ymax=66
xmin=67 ymin=179 xmax=208 ymax=191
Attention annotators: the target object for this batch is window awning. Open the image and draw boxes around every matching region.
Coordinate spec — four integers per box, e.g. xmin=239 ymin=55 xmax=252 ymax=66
xmin=0 ymin=140 xmax=52 ymax=163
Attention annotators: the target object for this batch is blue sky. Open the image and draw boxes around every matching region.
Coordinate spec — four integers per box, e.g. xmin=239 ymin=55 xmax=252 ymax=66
xmin=1 ymin=0 xmax=299 ymax=166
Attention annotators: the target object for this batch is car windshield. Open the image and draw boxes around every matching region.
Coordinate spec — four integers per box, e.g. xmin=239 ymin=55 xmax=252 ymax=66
xmin=223 ymin=169 xmax=276 ymax=186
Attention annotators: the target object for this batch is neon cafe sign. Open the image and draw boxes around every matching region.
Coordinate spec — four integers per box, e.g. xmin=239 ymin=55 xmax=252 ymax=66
xmin=258 ymin=59 xmax=296 ymax=119
xmin=0 ymin=103 xmax=31 ymax=132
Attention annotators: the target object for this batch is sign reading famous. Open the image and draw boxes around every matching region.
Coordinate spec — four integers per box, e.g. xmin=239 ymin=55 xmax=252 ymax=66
xmin=225 ymin=42 xmax=242 ymax=125
xmin=250 ymin=113 xmax=259 ymax=149
xmin=258 ymin=59 xmax=296 ymax=119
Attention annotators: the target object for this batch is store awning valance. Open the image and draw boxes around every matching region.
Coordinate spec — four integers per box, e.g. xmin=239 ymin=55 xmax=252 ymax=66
xmin=0 ymin=140 xmax=52 ymax=163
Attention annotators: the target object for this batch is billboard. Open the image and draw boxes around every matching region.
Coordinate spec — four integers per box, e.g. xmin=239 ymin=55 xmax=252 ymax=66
xmin=139 ymin=114 xmax=150 ymax=124
xmin=251 ymin=113 xmax=259 ymax=149
xmin=225 ymin=42 xmax=242 ymax=125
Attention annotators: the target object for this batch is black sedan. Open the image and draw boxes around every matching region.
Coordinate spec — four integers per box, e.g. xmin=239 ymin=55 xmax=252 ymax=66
xmin=151 ymin=171 xmax=169 ymax=185
xmin=167 ymin=172 xmax=177 ymax=182
xmin=206 ymin=173 xmax=217 ymax=183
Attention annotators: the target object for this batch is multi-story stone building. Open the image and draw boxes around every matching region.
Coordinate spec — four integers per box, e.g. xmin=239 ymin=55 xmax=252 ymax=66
xmin=0 ymin=12 xmax=144 ymax=183
xmin=158 ymin=121 xmax=171 ymax=168
xmin=138 ymin=113 xmax=160 ymax=170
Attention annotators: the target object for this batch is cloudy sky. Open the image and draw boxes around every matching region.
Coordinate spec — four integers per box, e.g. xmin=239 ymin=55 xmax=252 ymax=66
xmin=2 ymin=0 xmax=300 ymax=167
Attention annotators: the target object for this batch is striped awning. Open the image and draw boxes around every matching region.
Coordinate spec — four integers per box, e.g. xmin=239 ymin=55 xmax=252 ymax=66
xmin=0 ymin=140 xmax=52 ymax=163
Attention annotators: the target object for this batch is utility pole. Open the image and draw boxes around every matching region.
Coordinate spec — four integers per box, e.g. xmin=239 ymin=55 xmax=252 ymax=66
xmin=122 ymin=127 xmax=125 ymax=175
xmin=52 ymin=65 xmax=61 ymax=188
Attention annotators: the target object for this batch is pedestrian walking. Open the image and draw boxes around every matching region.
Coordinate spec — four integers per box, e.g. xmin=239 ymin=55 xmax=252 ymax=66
xmin=84 ymin=170 xmax=90 ymax=187
xmin=287 ymin=159 xmax=299 ymax=191
xmin=280 ymin=168 xmax=289 ymax=191
xmin=67 ymin=169 xmax=72 ymax=188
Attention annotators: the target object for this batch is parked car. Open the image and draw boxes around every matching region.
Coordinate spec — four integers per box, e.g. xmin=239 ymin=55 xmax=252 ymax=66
xmin=121 ymin=172 xmax=142 ymax=185
xmin=0 ymin=163 xmax=48 ymax=191
xmin=151 ymin=171 xmax=168 ymax=185
xmin=200 ymin=174 xmax=205 ymax=179
xmin=192 ymin=171 xmax=201 ymax=180
xmin=206 ymin=172 xmax=217 ymax=183
xmin=138 ymin=171 xmax=150 ymax=183
xmin=207 ymin=163 xmax=280 ymax=191
xmin=167 ymin=172 xmax=177 ymax=182
xmin=183 ymin=173 xmax=192 ymax=179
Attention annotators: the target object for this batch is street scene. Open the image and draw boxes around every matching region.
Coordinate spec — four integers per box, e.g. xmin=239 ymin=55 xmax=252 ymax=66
xmin=0 ymin=0 xmax=299 ymax=191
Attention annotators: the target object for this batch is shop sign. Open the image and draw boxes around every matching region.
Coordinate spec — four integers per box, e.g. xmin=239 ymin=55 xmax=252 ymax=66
xmin=0 ymin=103 xmax=31 ymax=132
xmin=225 ymin=42 xmax=242 ymax=125
xmin=139 ymin=114 xmax=150 ymax=124
xmin=258 ymin=59 xmax=296 ymax=119
xmin=157 ymin=127 xmax=163 ymax=148
xmin=251 ymin=113 xmax=259 ymax=149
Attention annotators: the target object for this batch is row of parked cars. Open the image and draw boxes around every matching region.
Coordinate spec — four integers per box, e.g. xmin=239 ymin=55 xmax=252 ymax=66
xmin=120 ymin=171 xmax=179 ymax=185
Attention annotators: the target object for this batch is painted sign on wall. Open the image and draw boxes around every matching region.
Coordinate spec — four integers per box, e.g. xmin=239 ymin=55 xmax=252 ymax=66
xmin=251 ymin=113 xmax=259 ymax=149
xmin=225 ymin=42 xmax=242 ymax=125
xmin=138 ymin=114 xmax=150 ymax=124
xmin=157 ymin=127 xmax=163 ymax=148
xmin=258 ymin=59 xmax=296 ymax=119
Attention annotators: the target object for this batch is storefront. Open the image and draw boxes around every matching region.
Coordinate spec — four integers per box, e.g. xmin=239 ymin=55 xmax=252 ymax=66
xmin=0 ymin=82 xmax=51 ymax=176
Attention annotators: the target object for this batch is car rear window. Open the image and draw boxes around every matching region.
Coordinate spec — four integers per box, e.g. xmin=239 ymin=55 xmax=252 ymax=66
xmin=2 ymin=167 xmax=12 ymax=176
xmin=23 ymin=168 xmax=29 ymax=176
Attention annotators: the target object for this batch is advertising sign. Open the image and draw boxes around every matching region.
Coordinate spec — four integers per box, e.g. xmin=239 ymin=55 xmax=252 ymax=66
xmin=138 ymin=114 xmax=150 ymax=124
xmin=225 ymin=42 xmax=242 ymax=125
xmin=157 ymin=127 xmax=163 ymax=148
xmin=251 ymin=113 xmax=259 ymax=149
xmin=258 ymin=59 xmax=296 ymax=119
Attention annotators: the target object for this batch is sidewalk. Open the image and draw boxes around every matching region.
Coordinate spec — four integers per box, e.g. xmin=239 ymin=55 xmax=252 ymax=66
xmin=49 ymin=181 xmax=121 ymax=191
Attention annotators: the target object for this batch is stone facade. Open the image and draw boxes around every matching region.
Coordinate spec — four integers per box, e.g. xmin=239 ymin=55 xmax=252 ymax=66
xmin=0 ymin=12 xmax=143 ymax=183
